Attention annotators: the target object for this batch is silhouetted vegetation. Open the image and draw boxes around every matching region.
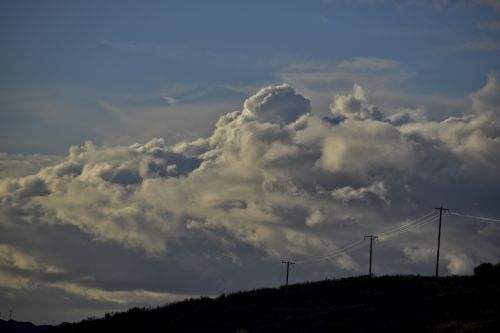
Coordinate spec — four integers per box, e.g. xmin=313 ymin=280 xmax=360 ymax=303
xmin=43 ymin=262 xmax=500 ymax=332
xmin=474 ymin=262 xmax=500 ymax=279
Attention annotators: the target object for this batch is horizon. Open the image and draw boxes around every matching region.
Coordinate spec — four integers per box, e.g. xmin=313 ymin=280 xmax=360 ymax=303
xmin=1 ymin=0 xmax=500 ymax=325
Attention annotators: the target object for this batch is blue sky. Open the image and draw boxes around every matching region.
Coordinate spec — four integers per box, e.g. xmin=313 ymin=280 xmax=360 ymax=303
xmin=1 ymin=0 xmax=499 ymax=154
xmin=1 ymin=0 xmax=500 ymax=325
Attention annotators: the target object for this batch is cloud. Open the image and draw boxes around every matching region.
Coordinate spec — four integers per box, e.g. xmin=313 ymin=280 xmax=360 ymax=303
xmin=471 ymin=73 xmax=500 ymax=120
xmin=331 ymin=181 xmax=389 ymax=205
xmin=277 ymin=57 xmax=410 ymax=93
xmin=461 ymin=39 xmax=500 ymax=51
xmin=478 ymin=20 xmax=500 ymax=32
xmin=1 ymin=77 xmax=500 ymax=323
xmin=243 ymin=84 xmax=311 ymax=125
xmin=45 ymin=282 xmax=187 ymax=305
xmin=330 ymin=84 xmax=382 ymax=120
xmin=403 ymin=246 xmax=435 ymax=264
xmin=372 ymin=0 xmax=500 ymax=11
xmin=3 ymin=79 xmax=500 ymax=258
xmin=306 ymin=209 xmax=327 ymax=227
xmin=0 ymin=153 xmax=63 ymax=178
xmin=337 ymin=57 xmax=402 ymax=72
xmin=445 ymin=253 xmax=474 ymax=275
xmin=0 ymin=244 xmax=63 ymax=274
xmin=472 ymin=0 xmax=500 ymax=11
xmin=274 ymin=57 xmax=467 ymax=124
xmin=319 ymin=119 xmax=415 ymax=174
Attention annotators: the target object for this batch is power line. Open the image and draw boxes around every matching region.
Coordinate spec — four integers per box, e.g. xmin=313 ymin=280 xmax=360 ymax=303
xmin=276 ymin=206 xmax=496 ymax=284
xmin=298 ymin=216 xmax=435 ymax=265
xmin=378 ymin=214 xmax=437 ymax=237
xmin=316 ymin=242 xmax=368 ymax=263
xmin=450 ymin=211 xmax=500 ymax=223
xmin=378 ymin=214 xmax=439 ymax=241
xmin=378 ymin=211 xmax=436 ymax=237
xmin=378 ymin=211 xmax=438 ymax=240
xmin=295 ymin=240 xmax=365 ymax=264
xmin=295 ymin=211 xmax=439 ymax=265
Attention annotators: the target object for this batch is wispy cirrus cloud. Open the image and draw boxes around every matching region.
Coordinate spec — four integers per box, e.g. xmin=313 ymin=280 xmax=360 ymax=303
xmin=461 ymin=39 xmax=500 ymax=51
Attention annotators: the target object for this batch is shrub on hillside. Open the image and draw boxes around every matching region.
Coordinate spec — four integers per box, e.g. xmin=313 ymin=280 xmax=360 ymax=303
xmin=473 ymin=262 xmax=500 ymax=278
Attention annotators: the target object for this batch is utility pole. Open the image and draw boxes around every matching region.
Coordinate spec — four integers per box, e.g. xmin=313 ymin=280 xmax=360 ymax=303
xmin=281 ymin=260 xmax=295 ymax=286
xmin=9 ymin=310 xmax=12 ymax=321
xmin=364 ymin=235 xmax=378 ymax=277
xmin=435 ymin=205 xmax=449 ymax=277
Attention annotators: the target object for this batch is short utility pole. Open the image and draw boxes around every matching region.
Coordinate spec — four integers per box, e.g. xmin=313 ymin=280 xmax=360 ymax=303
xmin=364 ymin=235 xmax=378 ymax=277
xmin=435 ymin=205 xmax=449 ymax=277
xmin=281 ymin=260 xmax=295 ymax=286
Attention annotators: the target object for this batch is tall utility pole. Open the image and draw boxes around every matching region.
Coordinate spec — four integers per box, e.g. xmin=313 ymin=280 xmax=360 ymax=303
xmin=364 ymin=235 xmax=378 ymax=277
xmin=281 ymin=260 xmax=295 ymax=286
xmin=435 ymin=205 xmax=449 ymax=277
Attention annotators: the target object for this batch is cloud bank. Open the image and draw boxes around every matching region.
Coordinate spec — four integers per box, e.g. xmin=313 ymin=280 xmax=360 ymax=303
xmin=1 ymin=75 xmax=500 ymax=323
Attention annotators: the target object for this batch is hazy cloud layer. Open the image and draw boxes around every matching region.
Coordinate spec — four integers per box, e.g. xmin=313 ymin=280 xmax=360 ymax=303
xmin=1 ymin=76 xmax=500 ymax=323
xmin=0 ymin=153 xmax=63 ymax=178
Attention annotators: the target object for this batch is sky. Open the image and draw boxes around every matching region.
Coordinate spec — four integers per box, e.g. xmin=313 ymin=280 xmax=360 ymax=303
xmin=1 ymin=0 xmax=500 ymax=325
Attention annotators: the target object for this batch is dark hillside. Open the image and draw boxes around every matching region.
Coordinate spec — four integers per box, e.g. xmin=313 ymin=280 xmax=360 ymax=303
xmin=0 ymin=319 xmax=52 ymax=333
xmin=47 ymin=272 xmax=500 ymax=333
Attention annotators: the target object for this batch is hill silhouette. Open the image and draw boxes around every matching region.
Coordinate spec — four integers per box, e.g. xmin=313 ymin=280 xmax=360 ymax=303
xmin=0 ymin=319 xmax=52 ymax=333
xmin=46 ymin=265 xmax=500 ymax=333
